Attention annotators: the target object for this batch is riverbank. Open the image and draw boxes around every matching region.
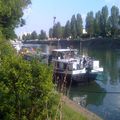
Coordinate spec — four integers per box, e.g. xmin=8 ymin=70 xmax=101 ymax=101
xmin=23 ymin=37 xmax=120 ymax=50
xmin=62 ymin=96 xmax=102 ymax=120
xmin=82 ymin=37 xmax=120 ymax=49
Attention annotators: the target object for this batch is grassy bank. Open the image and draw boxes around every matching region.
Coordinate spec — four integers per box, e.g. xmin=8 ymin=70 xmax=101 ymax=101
xmin=52 ymin=93 xmax=93 ymax=120
xmin=63 ymin=104 xmax=87 ymax=120
xmin=62 ymin=96 xmax=102 ymax=120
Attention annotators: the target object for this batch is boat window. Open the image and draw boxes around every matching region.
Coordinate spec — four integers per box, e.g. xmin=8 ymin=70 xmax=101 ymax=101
xmin=64 ymin=63 xmax=67 ymax=69
xmin=59 ymin=62 xmax=64 ymax=69
xmin=57 ymin=62 xmax=60 ymax=68
xmin=77 ymin=64 xmax=80 ymax=70
xmin=52 ymin=51 xmax=57 ymax=59
xmin=73 ymin=63 xmax=77 ymax=70
xmin=71 ymin=51 xmax=75 ymax=58
xmin=58 ymin=52 xmax=63 ymax=59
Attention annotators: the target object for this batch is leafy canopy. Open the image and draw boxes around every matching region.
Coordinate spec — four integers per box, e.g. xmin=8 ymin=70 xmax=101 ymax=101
xmin=0 ymin=0 xmax=31 ymax=39
xmin=0 ymin=42 xmax=58 ymax=119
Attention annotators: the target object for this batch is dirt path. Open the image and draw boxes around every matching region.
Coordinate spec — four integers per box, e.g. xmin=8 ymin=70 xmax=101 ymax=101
xmin=62 ymin=96 xmax=102 ymax=120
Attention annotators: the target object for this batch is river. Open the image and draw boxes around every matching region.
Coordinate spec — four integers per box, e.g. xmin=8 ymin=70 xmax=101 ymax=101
xmin=23 ymin=43 xmax=120 ymax=120
xmin=69 ymin=48 xmax=120 ymax=120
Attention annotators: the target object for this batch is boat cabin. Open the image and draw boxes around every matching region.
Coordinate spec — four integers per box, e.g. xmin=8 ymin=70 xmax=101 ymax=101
xmin=51 ymin=49 xmax=78 ymax=60
xmin=52 ymin=49 xmax=103 ymax=84
xmin=54 ymin=59 xmax=81 ymax=71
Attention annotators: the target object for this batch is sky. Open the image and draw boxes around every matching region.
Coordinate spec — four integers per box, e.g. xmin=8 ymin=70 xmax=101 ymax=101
xmin=15 ymin=0 xmax=120 ymax=37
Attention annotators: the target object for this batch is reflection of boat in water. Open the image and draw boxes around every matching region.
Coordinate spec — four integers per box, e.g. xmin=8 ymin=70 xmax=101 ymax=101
xmin=50 ymin=49 xmax=103 ymax=84
xmin=69 ymin=81 xmax=106 ymax=107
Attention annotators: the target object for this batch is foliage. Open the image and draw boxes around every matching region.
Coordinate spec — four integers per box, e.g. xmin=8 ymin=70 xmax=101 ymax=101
xmin=62 ymin=104 xmax=87 ymax=120
xmin=100 ymin=6 xmax=109 ymax=37
xmin=76 ymin=13 xmax=83 ymax=38
xmin=53 ymin=22 xmax=62 ymax=39
xmin=31 ymin=31 xmax=38 ymax=40
xmin=71 ymin=15 xmax=77 ymax=39
xmin=109 ymin=6 xmax=119 ymax=36
xmin=85 ymin=12 xmax=94 ymax=37
xmin=0 ymin=40 xmax=59 ymax=120
xmin=61 ymin=26 xmax=65 ymax=39
xmin=0 ymin=0 xmax=31 ymax=39
xmin=38 ymin=30 xmax=47 ymax=40
xmin=49 ymin=28 xmax=53 ymax=38
xmin=64 ymin=20 xmax=71 ymax=39
xmin=94 ymin=11 xmax=101 ymax=37
xmin=22 ymin=30 xmax=47 ymax=40
xmin=22 ymin=33 xmax=32 ymax=40
xmin=22 ymin=34 xmax=27 ymax=40
xmin=48 ymin=5 xmax=120 ymax=39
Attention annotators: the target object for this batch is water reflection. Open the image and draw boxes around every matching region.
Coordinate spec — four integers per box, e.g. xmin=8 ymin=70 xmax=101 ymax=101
xmin=69 ymin=82 xmax=106 ymax=107
xmin=77 ymin=48 xmax=120 ymax=120
xmin=81 ymin=48 xmax=120 ymax=85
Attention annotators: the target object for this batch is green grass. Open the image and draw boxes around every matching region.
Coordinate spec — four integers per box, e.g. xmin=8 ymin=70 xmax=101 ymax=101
xmin=62 ymin=104 xmax=87 ymax=120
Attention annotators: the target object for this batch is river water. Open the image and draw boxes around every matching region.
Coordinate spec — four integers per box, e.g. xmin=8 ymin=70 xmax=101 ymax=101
xmin=69 ymin=48 xmax=120 ymax=120
xmin=23 ymin=43 xmax=120 ymax=120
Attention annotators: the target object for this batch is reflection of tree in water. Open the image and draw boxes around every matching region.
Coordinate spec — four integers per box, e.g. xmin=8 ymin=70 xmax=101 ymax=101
xmin=84 ymin=49 xmax=120 ymax=85
xmin=69 ymin=81 xmax=106 ymax=107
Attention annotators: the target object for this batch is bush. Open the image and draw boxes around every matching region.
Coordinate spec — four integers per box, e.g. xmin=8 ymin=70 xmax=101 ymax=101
xmin=0 ymin=42 xmax=58 ymax=119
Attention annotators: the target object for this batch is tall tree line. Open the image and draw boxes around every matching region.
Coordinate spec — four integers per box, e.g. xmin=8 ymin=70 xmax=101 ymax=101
xmin=22 ymin=5 xmax=120 ymax=40
xmin=49 ymin=5 xmax=120 ymax=39
xmin=22 ymin=30 xmax=47 ymax=40
xmin=85 ymin=5 xmax=120 ymax=38
xmin=49 ymin=13 xmax=83 ymax=39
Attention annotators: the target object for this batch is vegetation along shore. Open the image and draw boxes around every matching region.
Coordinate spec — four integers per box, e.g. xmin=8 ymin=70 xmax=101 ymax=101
xmin=1 ymin=0 xmax=120 ymax=119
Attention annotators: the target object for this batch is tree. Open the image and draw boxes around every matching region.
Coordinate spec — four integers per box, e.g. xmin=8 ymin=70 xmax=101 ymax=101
xmin=49 ymin=28 xmax=53 ymax=39
xmin=110 ymin=5 xmax=119 ymax=37
xmin=0 ymin=0 xmax=59 ymax=119
xmin=100 ymin=6 xmax=109 ymax=37
xmin=38 ymin=30 xmax=47 ymax=40
xmin=25 ymin=33 xmax=32 ymax=40
xmin=76 ymin=13 xmax=83 ymax=38
xmin=118 ymin=16 xmax=120 ymax=35
xmin=61 ymin=26 xmax=65 ymax=39
xmin=0 ymin=0 xmax=31 ymax=39
xmin=94 ymin=11 xmax=101 ymax=36
xmin=85 ymin=11 xmax=94 ymax=37
xmin=64 ymin=20 xmax=71 ymax=38
xmin=31 ymin=31 xmax=38 ymax=40
xmin=22 ymin=34 xmax=27 ymax=40
xmin=53 ymin=22 xmax=62 ymax=39
xmin=0 ymin=43 xmax=58 ymax=119
xmin=107 ymin=16 xmax=112 ymax=37
xmin=71 ymin=15 xmax=77 ymax=39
